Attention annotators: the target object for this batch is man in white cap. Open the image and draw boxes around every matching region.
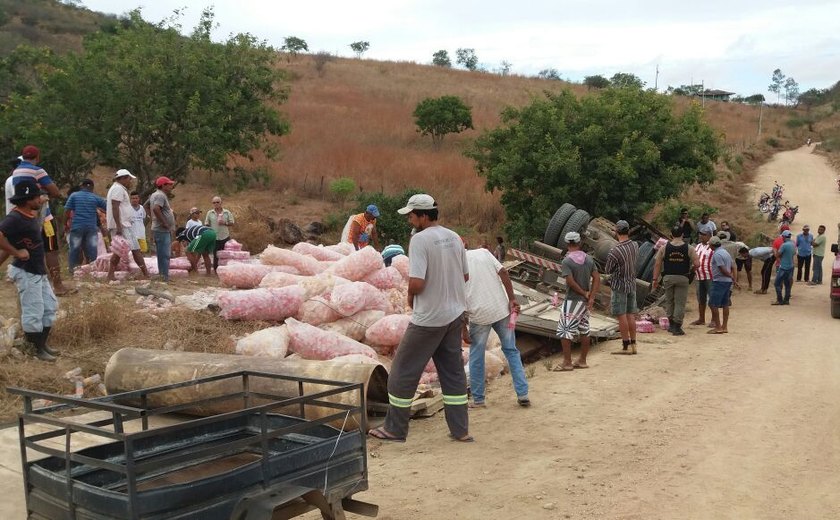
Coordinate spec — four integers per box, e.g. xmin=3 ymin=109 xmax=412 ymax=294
xmin=369 ymin=194 xmax=473 ymax=443
xmin=552 ymin=231 xmax=599 ymax=371
xmin=772 ymin=229 xmax=795 ymax=305
xmin=106 ymin=169 xmax=149 ymax=281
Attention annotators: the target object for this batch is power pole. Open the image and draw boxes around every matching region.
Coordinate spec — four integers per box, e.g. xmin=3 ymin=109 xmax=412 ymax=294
xmin=701 ymin=80 xmax=705 ymax=108
xmin=654 ymin=64 xmax=659 ymax=91
xmin=757 ymin=102 xmax=763 ymax=138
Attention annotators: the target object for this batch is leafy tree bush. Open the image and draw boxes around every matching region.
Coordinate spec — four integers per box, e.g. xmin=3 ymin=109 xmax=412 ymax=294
xmin=583 ymin=74 xmax=610 ymax=89
xmin=432 ymin=49 xmax=451 ymax=67
xmin=313 ymin=50 xmax=333 ymax=76
xmin=466 ymin=88 xmax=721 ymax=240
xmin=353 ymin=188 xmax=424 ymax=246
xmin=0 ymin=8 xmax=289 ymax=192
xmin=455 ymin=48 xmax=478 ymax=71
xmin=768 ymin=69 xmax=785 ymax=104
xmin=281 ymin=36 xmax=308 ymax=59
xmin=329 ymin=177 xmax=356 ymax=208
xmin=744 ymin=94 xmax=765 ymax=104
xmin=610 ymin=72 xmax=645 ymax=89
xmin=350 ymin=40 xmax=370 ymax=58
xmin=537 ymin=68 xmax=561 ymax=80
xmin=413 ymin=95 xmax=473 ymax=145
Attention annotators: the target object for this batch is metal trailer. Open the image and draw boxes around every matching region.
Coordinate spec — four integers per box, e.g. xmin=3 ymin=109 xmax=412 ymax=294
xmin=8 ymin=371 xmax=379 ymax=520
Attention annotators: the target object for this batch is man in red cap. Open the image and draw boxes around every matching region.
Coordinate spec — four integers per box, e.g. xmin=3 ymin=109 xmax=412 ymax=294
xmin=9 ymin=145 xmax=72 ymax=295
xmin=149 ymin=176 xmax=176 ymax=282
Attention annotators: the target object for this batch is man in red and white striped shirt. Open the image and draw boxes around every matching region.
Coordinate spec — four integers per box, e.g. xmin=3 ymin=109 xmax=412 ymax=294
xmin=690 ymin=229 xmax=715 ymax=327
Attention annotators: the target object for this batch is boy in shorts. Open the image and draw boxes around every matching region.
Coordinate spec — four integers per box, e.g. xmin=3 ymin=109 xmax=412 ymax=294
xmin=175 ymin=225 xmax=217 ymax=275
xmin=553 ymin=232 xmax=599 ymax=371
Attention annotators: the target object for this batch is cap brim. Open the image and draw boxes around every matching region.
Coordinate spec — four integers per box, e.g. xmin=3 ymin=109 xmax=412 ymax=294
xmin=116 ymin=174 xmax=137 ymax=179
xmin=397 ymin=206 xmax=412 ymax=215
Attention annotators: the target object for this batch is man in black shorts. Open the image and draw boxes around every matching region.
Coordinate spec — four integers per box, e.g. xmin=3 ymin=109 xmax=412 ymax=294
xmin=735 ymin=246 xmax=753 ymax=291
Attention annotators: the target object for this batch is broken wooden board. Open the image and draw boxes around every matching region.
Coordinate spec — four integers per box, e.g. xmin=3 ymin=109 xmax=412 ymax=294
xmin=367 ymin=392 xmax=444 ymax=419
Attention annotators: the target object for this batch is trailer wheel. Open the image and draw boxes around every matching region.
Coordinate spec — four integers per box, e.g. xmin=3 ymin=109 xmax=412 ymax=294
xmin=636 ymin=241 xmax=655 ymax=278
xmin=556 ymin=209 xmax=591 ymax=250
xmin=544 ymin=203 xmax=576 ymax=246
xmin=832 ymin=301 xmax=840 ymax=319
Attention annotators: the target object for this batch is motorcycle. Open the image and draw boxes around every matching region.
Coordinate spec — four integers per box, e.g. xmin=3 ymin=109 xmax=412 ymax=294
xmin=836 ymin=178 xmax=840 ymax=192
xmin=768 ymin=201 xmax=781 ymax=222
xmin=782 ymin=203 xmax=799 ymax=223
xmin=771 ymin=181 xmax=784 ymax=202
xmin=758 ymin=192 xmax=772 ymax=213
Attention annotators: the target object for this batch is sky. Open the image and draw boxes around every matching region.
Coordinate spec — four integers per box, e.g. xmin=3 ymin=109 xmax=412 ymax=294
xmin=80 ymin=0 xmax=840 ymax=97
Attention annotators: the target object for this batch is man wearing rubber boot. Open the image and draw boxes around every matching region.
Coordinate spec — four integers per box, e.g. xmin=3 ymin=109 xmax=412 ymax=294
xmin=0 ymin=180 xmax=59 ymax=361
xmin=368 ymin=194 xmax=473 ymax=443
xmin=652 ymin=226 xmax=696 ymax=336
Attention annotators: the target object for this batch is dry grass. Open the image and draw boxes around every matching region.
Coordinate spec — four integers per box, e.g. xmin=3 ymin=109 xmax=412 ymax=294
xmin=0 ymin=289 xmax=270 ymax=422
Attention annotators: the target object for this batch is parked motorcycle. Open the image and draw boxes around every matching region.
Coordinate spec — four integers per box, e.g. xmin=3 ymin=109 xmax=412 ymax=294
xmin=758 ymin=192 xmax=772 ymax=213
xmin=768 ymin=201 xmax=781 ymax=222
xmin=782 ymin=203 xmax=799 ymax=223
xmin=771 ymin=181 xmax=784 ymax=202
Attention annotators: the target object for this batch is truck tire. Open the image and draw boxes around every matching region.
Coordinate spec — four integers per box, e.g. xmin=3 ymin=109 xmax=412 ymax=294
xmin=636 ymin=241 xmax=655 ymax=278
xmin=590 ymin=237 xmax=618 ymax=266
xmin=832 ymin=301 xmax=840 ymax=319
xmin=556 ymin=209 xmax=591 ymax=250
xmin=543 ymin=203 xmax=576 ymax=246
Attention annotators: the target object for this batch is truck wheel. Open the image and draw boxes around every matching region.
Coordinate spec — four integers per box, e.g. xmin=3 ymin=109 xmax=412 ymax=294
xmin=556 ymin=209 xmax=591 ymax=250
xmin=636 ymin=241 xmax=655 ymax=278
xmin=832 ymin=301 xmax=840 ymax=319
xmin=543 ymin=203 xmax=576 ymax=246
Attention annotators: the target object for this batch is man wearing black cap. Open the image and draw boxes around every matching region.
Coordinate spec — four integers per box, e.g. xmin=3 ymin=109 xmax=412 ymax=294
xmin=652 ymin=226 xmax=696 ymax=336
xmin=605 ymin=220 xmax=639 ymax=354
xmin=0 ymin=179 xmax=60 ymax=361
xmin=64 ymin=178 xmax=106 ymax=273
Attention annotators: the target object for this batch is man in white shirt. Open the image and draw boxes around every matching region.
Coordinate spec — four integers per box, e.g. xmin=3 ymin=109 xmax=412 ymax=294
xmin=465 ymin=247 xmax=530 ymax=407
xmin=106 ymin=169 xmax=149 ymax=281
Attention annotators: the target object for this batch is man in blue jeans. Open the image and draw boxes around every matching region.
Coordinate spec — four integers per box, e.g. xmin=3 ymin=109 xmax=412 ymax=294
xmin=464 ymin=246 xmax=530 ymax=407
xmin=773 ymin=229 xmax=795 ymax=305
xmin=149 ymin=176 xmax=176 ymax=282
xmin=63 ymin=178 xmax=106 ymax=273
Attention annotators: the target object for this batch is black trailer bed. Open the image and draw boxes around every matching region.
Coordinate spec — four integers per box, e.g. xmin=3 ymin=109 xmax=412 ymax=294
xmin=8 ymin=371 xmax=376 ymax=520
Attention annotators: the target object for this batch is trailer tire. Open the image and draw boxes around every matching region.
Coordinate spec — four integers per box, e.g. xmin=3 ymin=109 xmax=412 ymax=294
xmin=544 ymin=203 xmax=576 ymax=246
xmin=832 ymin=301 xmax=840 ymax=319
xmin=636 ymin=241 xmax=655 ymax=278
xmin=557 ymin=209 xmax=591 ymax=250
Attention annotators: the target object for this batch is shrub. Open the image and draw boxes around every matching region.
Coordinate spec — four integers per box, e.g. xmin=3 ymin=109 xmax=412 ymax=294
xmin=765 ymin=137 xmax=780 ymax=148
xmin=353 ymin=188 xmax=424 ymax=246
xmin=329 ymin=177 xmax=356 ymax=208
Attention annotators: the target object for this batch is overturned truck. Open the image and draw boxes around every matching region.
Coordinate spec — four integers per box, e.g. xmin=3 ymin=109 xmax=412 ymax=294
xmin=507 ymin=202 xmax=665 ymax=339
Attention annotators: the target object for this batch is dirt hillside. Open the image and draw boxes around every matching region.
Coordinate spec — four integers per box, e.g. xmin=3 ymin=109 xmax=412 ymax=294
xmin=346 ymin=144 xmax=840 ymax=520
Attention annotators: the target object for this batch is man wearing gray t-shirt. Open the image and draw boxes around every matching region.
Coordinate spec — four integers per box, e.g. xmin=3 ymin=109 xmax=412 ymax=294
xmin=369 ymin=194 xmax=473 ymax=443
xmin=553 ymin=232 xmax=599 ymax=371
xmin=149 ymin=176 xmax=176 ymax=282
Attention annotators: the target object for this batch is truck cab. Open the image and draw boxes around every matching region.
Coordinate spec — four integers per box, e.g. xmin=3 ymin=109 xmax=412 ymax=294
xmin=831 ymin=243 xmax=840 ymax=318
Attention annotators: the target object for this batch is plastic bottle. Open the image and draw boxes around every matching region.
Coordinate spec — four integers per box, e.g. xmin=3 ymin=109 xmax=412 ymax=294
xmin=508 ymin=310 xmax=519 ymax=329
xmin=64 ymin=367 xmax=82 ymax=380
xmin=82 ymin=374 xmax=102 ymax=386
xmin=551 ymin=292 xmax=559 ymax=307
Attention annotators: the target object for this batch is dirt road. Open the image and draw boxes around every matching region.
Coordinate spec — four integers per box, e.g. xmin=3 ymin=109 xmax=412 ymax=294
xmin=353 ymin=145 xmax=840 ymax=520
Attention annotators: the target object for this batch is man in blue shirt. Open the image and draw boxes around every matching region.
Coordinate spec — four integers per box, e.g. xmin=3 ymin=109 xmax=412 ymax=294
xmin=772 ymin=230 xmax=796 ymax=305
xmin=794 ymin=225 xmax=813 ymax=282
xmin=64 ymin=179 xmax=106 ymax=273
xmin=707 ymin=236 xmax=738 ymax=334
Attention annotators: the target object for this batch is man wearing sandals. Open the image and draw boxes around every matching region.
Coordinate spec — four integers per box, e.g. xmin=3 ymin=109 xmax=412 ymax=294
xmin=369 ymin=194 xmax=473 ymax=443
xmin=553 ymin=232 xmax=599 ymax=371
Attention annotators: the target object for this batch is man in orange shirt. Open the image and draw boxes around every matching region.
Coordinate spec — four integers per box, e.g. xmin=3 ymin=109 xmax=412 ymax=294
xmin=347 ymin=204 xmax=380 ymax=250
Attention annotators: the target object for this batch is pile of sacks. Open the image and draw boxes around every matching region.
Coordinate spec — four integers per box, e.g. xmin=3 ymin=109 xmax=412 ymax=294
xmin=74 ymin=238 xmax=254 ymax=281
xmin=219 ymin=243 xmax=507 ymax=385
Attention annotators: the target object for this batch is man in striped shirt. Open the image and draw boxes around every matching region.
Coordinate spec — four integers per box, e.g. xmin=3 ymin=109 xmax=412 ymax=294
xmin=604 ymin=220 xmax=639 ymax=354
xmin=175 ymin=225 xmax=217 ymax=275
xmin=690 ymin=228 xmax=715 ymax=327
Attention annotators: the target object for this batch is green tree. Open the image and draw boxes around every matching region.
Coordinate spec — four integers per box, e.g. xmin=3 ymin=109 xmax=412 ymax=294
xmin=413 ymin=95 xmax=474 ymax=146
xmin=349 ymin=40 xmax=370 ymax=58
xmin=329 ymin=177 xmax=356 ymax=209
xmin=744 ymin=93 xmax=765 ymax=104
xmin=353 ymin=188 xmax=424 ymax=246
xmin=466 ymin=89 xmax=721 ymax=240
xmin=537 ymin=68 xmax=561 ymax=80
xmin=281 ymin=36 xmax=308 ymax=59
xmin=455 ymin=48 xmax=478 ymax=71
xmin=1 ymin=9 xmax=290 ymax=193
xmin=783 ymin=77 xmax=799 ymax=105
xmin=499 ymin=60 xmax=512 ymax=76
xmin=768 ymin=68 xmax=785 ymax=104
xmin=432 ymin=49 xmax=451 ymax=67
xmin=610 ymin=72 xmax=645 ymax=89
xmin=798 ymin=88 xmax=826 ymax=110
xmin=583 ymin=74 xmax=610 ymax=89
